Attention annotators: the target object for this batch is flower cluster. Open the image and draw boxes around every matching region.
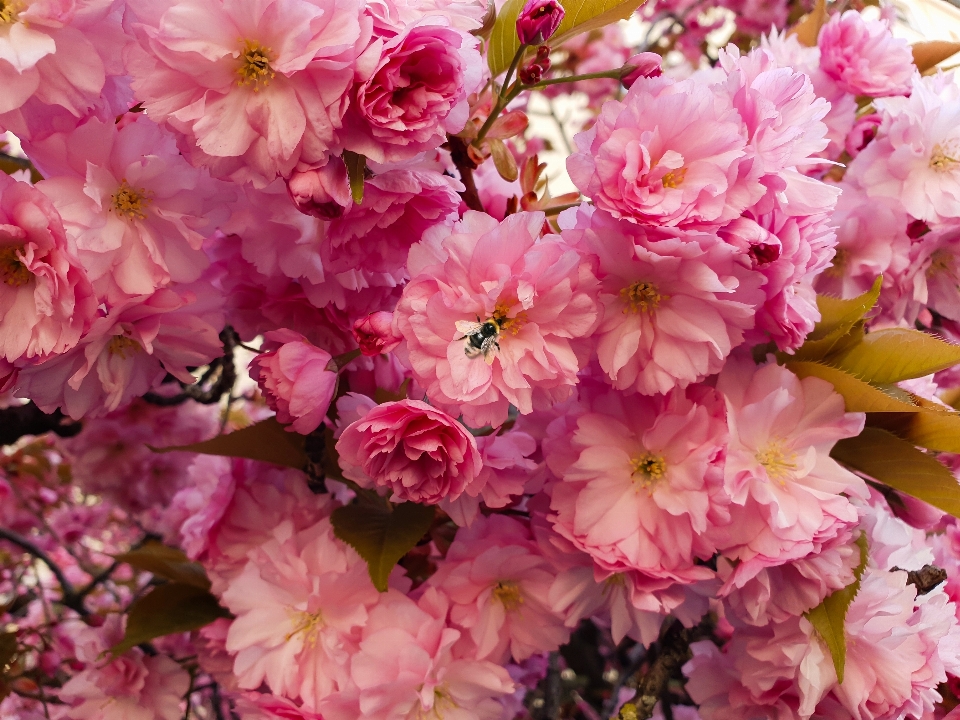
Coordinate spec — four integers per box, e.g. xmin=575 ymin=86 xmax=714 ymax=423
xmin=5 ymin=3 xmax=960 ymax=720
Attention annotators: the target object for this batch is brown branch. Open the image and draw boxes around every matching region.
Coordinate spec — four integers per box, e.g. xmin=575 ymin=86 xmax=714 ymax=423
xmin=893 ymin=564 xmax=948 ymax=595
xmin=0 ymin=527 xmax=87 ymax=616
xmin=0 ymin=403 xmax=81 ymax=448
xmin=447 ymin=135 xmax=485 ymax=213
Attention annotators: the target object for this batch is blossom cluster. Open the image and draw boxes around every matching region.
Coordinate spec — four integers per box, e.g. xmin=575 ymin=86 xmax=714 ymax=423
xmin=3 ymin=2 xmax=960 ymax=720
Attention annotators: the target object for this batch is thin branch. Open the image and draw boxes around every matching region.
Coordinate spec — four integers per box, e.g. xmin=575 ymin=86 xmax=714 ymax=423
xmin=448 ymin=135 xmax=485 ymax=212
xmin=544 ymin=651 xmax=562 ymax=719
xmin=0 ymin=402 xmax=82 ymax=447
xmin=0 ymin=527 xmax=87 ymax=616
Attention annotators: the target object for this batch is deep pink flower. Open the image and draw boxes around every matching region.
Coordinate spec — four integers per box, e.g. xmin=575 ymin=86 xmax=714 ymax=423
xmin=340 ymin=20 xmax=481 ymax=163
xmin=568 ymin=74 xmax=762 ymax=230
xmin=516 ymin=0 xmax=564 ymax=45
xmin=817 ymin=10 xmax=914 ymax=98
xmin=320 ymin=588 xmax=515 ymax=720
xmin=14 ymin=283 xmax=224 ymax=419
xmin=426 ymin=515 xmax=569 ymax=663
xmin=125 ymin=0 xmax=365 ymax=185
xmin=0 ymin=172 xmax=96 ymax=363
xmin=395 ymin=211 xmax=600 ymax=427
xmin=563 ymin=207 xmax=757 ymax=395
xmin=336 ymin=397 xmax=481 ymax=504
xmin=352 ymin=312 xmax=402 ymax=356
xmin=222 ymin=518 xmax=381 ymax=709
xmin=249 ymin=329 xmax=338 ymax=435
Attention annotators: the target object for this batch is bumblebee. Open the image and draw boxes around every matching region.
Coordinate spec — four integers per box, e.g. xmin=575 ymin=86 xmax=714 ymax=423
xmin=455 ymin=316 xmax=504 ymax=363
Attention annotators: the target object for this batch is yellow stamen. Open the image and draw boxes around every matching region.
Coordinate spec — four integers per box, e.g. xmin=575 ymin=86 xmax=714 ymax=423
xmin=928 ymin=248 xmax=954 ymax=277
xmin=492 ymin=581 xmax=523 ymax=611
xmin=493 ymin=300 xmax=526 ymax=335
xmin=930 ymin=143 xmax=960 ymax=173
xmin=824 ymin=247 xmax=848 ymax=278
xmin=0 ymin=1 xmax=21 ymax=24
xmin=756 ymin=439 xmax=798 ymax=482
xmin=661 ymin=167 xmax=687 ymax=189
xmin=237 ymin=40 xmax=275 ymax=91
xmin=111 ymin=180 xmax=150 ymax=220
xmin=621 ymin=281 xmax=664 ymax=314
xmin=631 ymin=452 xmax=666 ymax=493
xmin=284 ymin=610 xmax=324 ymax=648
xmin=107 ymin=336 xmax=141 ymax=358
xmin=0 ymin=245 xmax=31 ymax=287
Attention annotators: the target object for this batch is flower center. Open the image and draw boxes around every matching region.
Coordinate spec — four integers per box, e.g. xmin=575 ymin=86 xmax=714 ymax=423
xmin=930 ymin=142 xmax=960 ymax=173
xmin=414 ymin=686 xmax=459 ymax=720
xmin=825 ymin=247 xmax=848 ymax=277
xmin=237 ymin=40 xmax=275 ymax=91
xmin=107 ymin=335 xmax=141 ymax=358
xmin=621 ymin=281 xmax=663 ymax=314
xmin=285 ymin=610 xmax=324 ymax=648
xmin=661 ymin=167 xmax=687 ymax=188
xmin=0 ymin=0 xmax=21 ymax=23
xmin=493 ymin=300 xmax=525 ymax=336
xmin=0 ymin=245 xmax=31 ymax=287
xmin=756 ymin=439 xmax=798 ymax=482
xmin=492 ymin=581 xmax=523 ymax=611
xmin=631 ymin=452 xmax=666 ymax=492
xmin=111 ymin=181 xmax=150 ymax=220
xmin=928 ymin=248 xmax=955 ymax=277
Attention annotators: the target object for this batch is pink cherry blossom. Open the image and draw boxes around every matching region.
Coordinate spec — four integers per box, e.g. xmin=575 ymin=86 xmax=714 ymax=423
xmin=563 ymin=207 xmax=757 ymax=395
xmin=222 ymin=517 xmax=380 ymax=709
xmin=425 ymin=514 xmax=570 ymax=663
xmin=715 ymin=361 xmax=867 ymax=579
xmin=125 ymin=0 xmax=365 ymax=185
xmin=320 ymin=588 xmax=516 ymax=720
xmin=817 ymin=10 xmax=915 ymax=98
xmin=395 ymin=210 xmax=600 ymax=427
xmin=27 ymin=115 xmax=229 ymax=304
xmin=249 ymin=329 xmax=338 ymax=435
xmin=567 ymin=74 xmax=763 ymax=230
xmin=0 ymin=171 xmax=96 ymax=363
xmin=353 ymin=311 xmax=402 ymax=356
xmin=549 ymin=385 xmax=728 ymax=595
xmin=339 ymin=20 xmax=481 ymax=163
xmin=14 ymin=283 xmax=224 ymax=419
xmin=337 ymin=397 xmax=481 ymax=504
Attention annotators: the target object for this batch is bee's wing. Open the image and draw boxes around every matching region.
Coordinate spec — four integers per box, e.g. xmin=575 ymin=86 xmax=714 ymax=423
xmin=455 ymin=320 xmax=483 ymax=335
xmin=481 ymin=336 xmax=499 ymax=365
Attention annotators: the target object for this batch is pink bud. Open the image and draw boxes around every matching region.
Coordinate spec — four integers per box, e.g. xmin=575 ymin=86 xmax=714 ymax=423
xmin=844 ymin=113 xmax=881 ymax=158
xmin=286 ymin=159 xmax=352 ymax=219
xmin=516 ymin=0 xmax=564 ymax=46
xmin=620 ymin=52 xmax=662 ymax=88
xmin=353 ymin=312 xmax=403 ymax=356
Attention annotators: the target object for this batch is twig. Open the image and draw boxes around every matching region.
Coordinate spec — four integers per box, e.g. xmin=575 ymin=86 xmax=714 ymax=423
xmin=448 ymin=135 xmax=485 ymax=212
xmin=602 ymin=643 xmax=646 ymax=718
xmin=630 ymin=619 xmax=708 ymax=720
xmin=0 ymin=402 xmax=82 ymax=447
xmin=0 ymin=527 xmax=87 ymax=616
xmin=892 ymin=564 xmax=948 ymax=595
xmin=544 ymin=651 xmax=562 ymax=719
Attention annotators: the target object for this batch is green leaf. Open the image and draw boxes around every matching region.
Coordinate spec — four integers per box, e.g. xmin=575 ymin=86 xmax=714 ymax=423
xmin=112 ymin=582 xmax=230 ymax=656
xmin=343 ymin=151 xmax=366 ymax=204
xmin=115 ymin=542 xmax=211 ymax=590
xmin=487 ymin=0 xmax=647 ymax=78
xmin=831 ymin=427 xmax=960 ymax=518
xmin=866 ymin=397 xmax=960 ymax=453
xmin=805 ymin=534 xmax=867 ymax=684
xmin=150 ymin=416 xmax=307 ymax=470
xmin=785 ymin=361 xmax=920 ymax=413
xmin=786 ymin=279 xmax=881 ymax=362
xmin=331 ymin=501 xmax=435 ymax=592
xmin=829 ymin=328 xmax=960 ymax=384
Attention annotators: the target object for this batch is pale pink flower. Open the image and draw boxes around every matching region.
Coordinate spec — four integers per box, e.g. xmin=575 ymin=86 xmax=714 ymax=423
xmin=55 ymin=616 xmax=189 ymax=720
xmin=320 ymin=588 xmax=515 ymax=720
xmin=425 ymin=514 xmax=570 ymax=663
xmin=715 ymin=361 xmax=867 ymax=577
xmin=563 ymin=207 xmax=756 ymax=395
xmin=814 ymin=184 xmax=910 ymax=299
xmin=14 ymin=283 xmax=224 ymax=419
xmin=337 ymin=397 xmax=481 ymax=504
xmin=340 ymin=20 xmax=481 ymax=163
xmin=817 ymin=10 xmax=915 ymax=98
xmin=222 ymin=517 xmax=380 ymax=709
xmin=125 ymin=0 xmax=365 ymax=185
xmin=848 ymin=73 xmax=960 ymax=225
xmin=893 ymin=226 xmax=960 ymax=324
xmin=249 ymin=329 xmax=338 ymax=435
xmin=232 ymin=693 xmax=325 ymax=719
xmin=549 ymin=386 xmax=728 ymax=594
xmin=28 ymin=115 xmax=229 ymax=304
xmin=394 ymin=210 xmax=600 ymax=427
xmin=286 ymin=157 xmax=352 ymax=219
xmin=439 ymin=430 xmax=538 ymax=526
xmin=0 ymin=172 xmax=96 ymax=362
xmin=567 ymin=74 xmax=763 ymax=230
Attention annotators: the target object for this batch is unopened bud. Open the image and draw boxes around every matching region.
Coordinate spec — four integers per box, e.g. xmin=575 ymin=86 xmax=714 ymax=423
xmin=620 ymin=52 xmax=662 ymax=88
xmin=519 ymin=60 xmax=548 ymax=85
xmin=536 ymin=44 xmax=551 ymax=62
xmin=516 ymin=0 xmax=564 ymax=46
xmin=353 ymin=312 xmax=403 ymax=356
